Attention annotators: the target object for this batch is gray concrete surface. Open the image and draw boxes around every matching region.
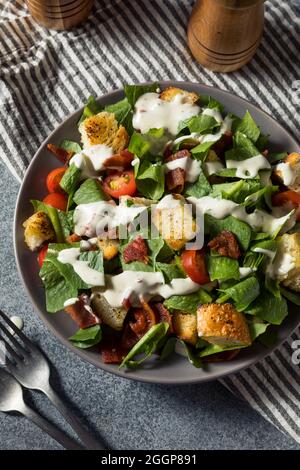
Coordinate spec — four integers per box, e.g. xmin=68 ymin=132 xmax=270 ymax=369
xmin=0 ymin=159 xmax=299 ymax=450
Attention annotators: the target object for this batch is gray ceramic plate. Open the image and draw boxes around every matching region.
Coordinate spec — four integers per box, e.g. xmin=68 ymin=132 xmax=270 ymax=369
xmin=14 ymin=81 xmax=300 ymax=384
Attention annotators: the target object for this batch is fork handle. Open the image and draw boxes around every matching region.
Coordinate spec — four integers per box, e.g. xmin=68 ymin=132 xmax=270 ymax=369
xmin=43 ymin=384 xmax=106 ymax=450
xmin=19 ymin=403 xmax=84 ymax=450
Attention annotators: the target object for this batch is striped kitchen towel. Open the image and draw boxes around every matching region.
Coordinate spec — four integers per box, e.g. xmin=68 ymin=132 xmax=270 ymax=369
xmin=1 ymin=0 xmax=300 ymax=442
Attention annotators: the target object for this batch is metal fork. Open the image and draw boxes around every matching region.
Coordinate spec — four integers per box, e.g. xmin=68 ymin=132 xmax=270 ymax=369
xmin=0 ymin=368 xmax=83 ymax=449
xmin=0 ymin=309 xmax=106 ymax=450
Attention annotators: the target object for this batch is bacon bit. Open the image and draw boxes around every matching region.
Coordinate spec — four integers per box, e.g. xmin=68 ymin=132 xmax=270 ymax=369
xmin=202 ymin=349 xmax=240 ymax=363
xmin=66 ymin=233 xmax=81 ymax=243
xmin=123 ymin=235 xmax=149 ymax=264
xmin=212 ymin=131 xmax=233 ymax=157
xmin=153 ymin=303 xmax=173 ymax=333
xmin=139 ymin=298 xmax=157 ymax=327
xmin=165 ymin=149 xmax=190 ymax=193
xmin=262 ymin=149 xmax=269 ymax=157
xmin=208 ymin=230 xmax=241 ymax=259
xmin=64 ymin=294 xmax=100 ymax=329
xmin=103 ymin=149 xmax=134 ymax=169
xmin=47 ymin=143 xmax=74 ymax=164
xmin=101 ymin=336 xmax=128 ymax=364
xmin=122 ymin=298 xmax=132 ymax=310
xmin=165 ymin=149 xmax=191 ymax=162
xmin=166 ymin=168 xmax=185 ymax=193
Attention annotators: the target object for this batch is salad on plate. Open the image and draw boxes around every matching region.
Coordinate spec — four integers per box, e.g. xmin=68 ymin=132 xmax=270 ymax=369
xmin=23 ymin=83 xmax=300 ymax=369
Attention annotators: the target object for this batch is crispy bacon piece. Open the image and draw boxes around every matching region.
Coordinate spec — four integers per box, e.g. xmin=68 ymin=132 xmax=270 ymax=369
xmin=212 ymin=131 xmax=233 ymax=158
xmin=101 ymin=336 xmax=128 ymax=364
xmin=121 ymin=323 xmax=139 ymax=350
xmin=153 ymin=303 xmax=173 ymax=333
xmin=208 ymin=230 xmax=241 ymax=259
xmin=66 ymin=233 xmax=81 ymax=243
xmin=103 ymin=149 xmax=134 ymax=169
xmin=262 ymin=149 xmax=269 ymax=157
xmin=123 ymin=235 xmax=149 ymax=264
xmin=165 ymin=149 xmax=191 ymax=193
xmin=47 ymin=143 xmax=74 ymax=164
xmin=64 ymin=294 xmax=100 ymax=329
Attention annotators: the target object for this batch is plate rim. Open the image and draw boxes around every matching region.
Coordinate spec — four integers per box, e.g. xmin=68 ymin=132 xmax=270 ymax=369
xmin=13 ymin=80 xmax=300 ymax=384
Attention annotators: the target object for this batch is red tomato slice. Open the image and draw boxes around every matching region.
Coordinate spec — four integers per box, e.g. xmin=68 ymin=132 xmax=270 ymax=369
xmin=43 ymin=192 xmax=68 ymax=211
xmin=272 ymin=190 xmax=300 ymax=221
xmin=181 ymin=249 xmax=210 ymax=285
xmin=102 ymin=170 xmax=136 ymax=198
xmin=38 ymin=244 xmax=48 ymax=268
xmin=46 ymin=167 xmax=66 ymax=193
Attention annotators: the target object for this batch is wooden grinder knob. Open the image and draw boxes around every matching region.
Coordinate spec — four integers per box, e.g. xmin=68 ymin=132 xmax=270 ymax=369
xmin=188 ymin=0 xmax=265 ymax=72
xmin=25 ymin=0 xmax=95 ymax=30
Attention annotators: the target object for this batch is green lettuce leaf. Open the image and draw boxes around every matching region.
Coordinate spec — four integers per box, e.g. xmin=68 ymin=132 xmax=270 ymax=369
xmin=124 ymin=83 xmax=159 ymax=107
xmin=60 ymin=139 xmax=82 ymax=154
xmin=31 ymin=200 xmax=65 ymax=243
xmin=105 ymin=97 xmax=133 ymax=134
xmin=156 ymin=262 xmax=185 ymax=283
xmin=186 ymin=114 xmax=220 ymax=134
xmin=234 ymin=111 xmax=260 ymax=143
xmin=280 ymin=286 xmax=300 ymax=306
xmin=78 ymin=95 xmax=102 ymax=126
xmin=205 ymin=214 xmax=252 ymax=251
xmin=73 ymin=179 xmax=108 ymax=205
xmin=164 ymin=289 xmax=212 ymax=315
xmin=59 ymin=164 xmax=81 ymax=195
xmin=69 ymin=325 xmax=102 ymax=349
xmin=217 ymin=276 xmax=260 ymax=311
xmin=211 ymin=179 xmax=260 ymax=204
xmin=244 ymin=290 xmax=288 ymax=325
xmin=207 ymin=255 xmax=240 ymax=281
xmin=184 ymin=167 xmax=211 ymax=198
xmin=135 ymin=160 xmax=165 ymax=200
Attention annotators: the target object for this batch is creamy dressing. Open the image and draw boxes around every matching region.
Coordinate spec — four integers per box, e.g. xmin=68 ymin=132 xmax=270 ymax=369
xmin=202 ymin=107 xmax=223 ymax=123
xmin=74 ymin=200 xmax=147 ymax=237
xmin=69 ymin=144 xmax=113 ymax=179
xmin=172 ymin=133 xmax=199 ymax=147
xmin=226 ymin=154 xmax=271 ymax=179
xmin=200 ymin=115 xmax=232 ymax=144
xmin=63 ymin=297 xmax=79 ymax=307
xmin=239 ymin=267 xmax=256 ymax=278
xmin=164 ymin=156 xmax=201 ymax=183
xmin=101 ymin=271 xmax=200 ymax=307
xmin=133 ymin=92 xmax=200 ymax=135
xmin=203 ymin=160 xmax=224 ymax=176
xmin=275 ymin=162 xmax=296 ymax=186
xmin=253 ymin=246 xmax=295 ymax=279
xmin=187 ymin=196 xmax=295 ymax=236
xmin=58 ymin=247 xmax=105 ymax=286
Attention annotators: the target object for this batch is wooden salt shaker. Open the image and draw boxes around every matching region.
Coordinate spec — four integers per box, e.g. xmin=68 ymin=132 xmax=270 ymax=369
xmin=25 ymin=0 xmax=94 ymax=30
xmin=188 ymin=0 xmax=265 ymax=72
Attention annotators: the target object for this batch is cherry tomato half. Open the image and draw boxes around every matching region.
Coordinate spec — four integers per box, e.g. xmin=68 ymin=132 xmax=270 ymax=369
xmin=43 ymin=192 xmax=68 ymax=211
xmin=181 ymin=249 xmax=210 ymax=285
xmin=38 ymin=244 xmax=48 ymax=268
xmin=272 ymin=190 xmax=300 ymax=221
xmin=102 ymin=170 xmax=136 ymax=198
xmin=46 ymin=167 xmax=66 ymax=194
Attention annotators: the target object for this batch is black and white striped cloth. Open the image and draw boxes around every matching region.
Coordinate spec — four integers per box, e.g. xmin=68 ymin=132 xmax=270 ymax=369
xmin=1 ymin=0 xmax=300 ymax=443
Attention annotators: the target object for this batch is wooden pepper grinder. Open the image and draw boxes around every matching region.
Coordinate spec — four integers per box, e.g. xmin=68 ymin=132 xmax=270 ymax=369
xmin=25 ymin=0 xmax=94 ymax=30
xmin=188 ymin=0 xmax=266 ymax=72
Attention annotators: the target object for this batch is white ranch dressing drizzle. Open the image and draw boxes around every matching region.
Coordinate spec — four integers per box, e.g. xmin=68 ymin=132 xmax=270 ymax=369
xmin=58 ymin=247 xmax=105 ymax=286
xmin=63 ymin=298 xmax=79 ymax=307
xmin=203 ymin=160 xmax=224 ymax=176
xmin=200 ymin=115 xmax=233 ymax=144
xmin=101 ymin=271 xmax=200 ymax=307
xmin=239 ymin=267 xmax=256 ymax=279
xmin=275 ymin=162 xmax=296 ymax=186
xmin=69 ymin=144 xmax=113 ymax=179
xmin=73 ymin=200 xmax=147 ymax=237
xmin=253 ymin=246 xmax=295 ymax=279
xmin=202 ymin=107 xmax=223 ymax=123
xmin=164 ymin=156 xmax=201 ymax=183
xmin=187 ymin=196 xmax=295 ymax=236
xmin=133 ymin=92 xmax=200 ymax=135
xmin=226 ymin=154 xmax=271 ymax=179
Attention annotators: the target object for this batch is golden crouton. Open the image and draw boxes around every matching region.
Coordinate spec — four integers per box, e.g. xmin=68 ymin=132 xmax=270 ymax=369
xmin=153 ymin=194 xmax=197 ymax=250
xmin=97 ymin=238 xmax=119 ymax=260
xmin=173 ymin=312 xmax=198 ymax=345
xmin=197 ymin=303 xmax=251 ymax=347
xmin=119 ymin=195 xmax=154 ymax=207
xmin=274 ymin=233 xmax=300 ymax=291
xmin=79 ymin=111 xmax=129 ymax=152
xmin=273 ymin=152 xmax=300 ymax=192
xmin=160 ymin=87 xmax=199 ymax=104
xmin=91 ymin=290 xmax=128 ymax=330
xmin=23 ymin=211 xmax=55 ymax=251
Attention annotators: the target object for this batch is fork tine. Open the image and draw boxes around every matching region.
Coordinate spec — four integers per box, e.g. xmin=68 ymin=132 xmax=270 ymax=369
xmin=0 ymin=334 xmax=23 ymax=364
xmin=0 ymin=321 xmax=27 ymax=357
xmin=0 ymin=310 xmax=32 ymax=348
